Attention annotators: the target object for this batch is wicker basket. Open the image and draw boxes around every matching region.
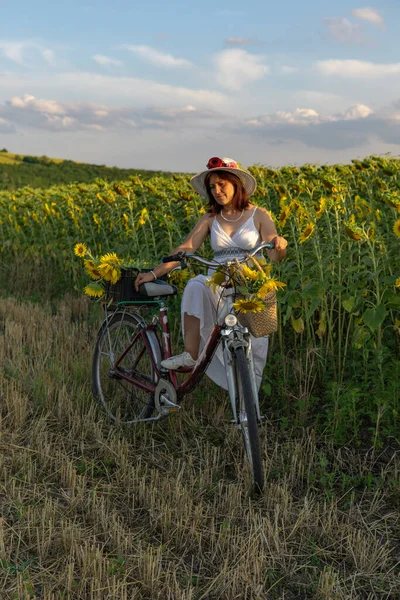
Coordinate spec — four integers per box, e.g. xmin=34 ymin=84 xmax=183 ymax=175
xmin=105 ymin=268 xmax=142 ymax=305
xmin=236 ymin=291 xmax=278 ymax=337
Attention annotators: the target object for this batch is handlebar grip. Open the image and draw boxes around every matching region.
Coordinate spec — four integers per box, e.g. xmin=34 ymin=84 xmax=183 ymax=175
xmin=264 ymin=237 xmax=278 ymax=250
xmin=162 ymin=252 xmax=185 ymax=263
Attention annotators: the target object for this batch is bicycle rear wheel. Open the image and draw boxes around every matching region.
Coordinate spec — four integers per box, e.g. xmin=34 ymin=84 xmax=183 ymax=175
xmin=92 ymin=311 xmax=160 ymax=423
xmin=234 ymin=346 xmax=264 ymax=494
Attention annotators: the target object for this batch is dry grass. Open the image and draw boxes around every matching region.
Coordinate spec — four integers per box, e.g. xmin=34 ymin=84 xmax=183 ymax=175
xmin=0 ymin=296 xmax=399 ymax=599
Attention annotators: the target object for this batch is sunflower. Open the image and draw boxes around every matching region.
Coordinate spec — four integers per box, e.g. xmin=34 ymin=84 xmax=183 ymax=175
xmin=208 ymin=270 xmax=226 ymax=287
xmin=393 ymin=219 xmax=400 ymax=238
xmin=100 ymin=252 xmax=121 ymax=266
xmin=241 ymin=265 xmax=258 ymax=280
xmin=233 ymin=298 xmax=265 ymax=313
xmin=262 ymin=263 xmax=272 ymax=277
xmin=257 ymin=279 xmax=286 ymax=297
xmin=344 ymin=216 xmax=364 ymax=240
xmin=84 ymin=259 xmax=101 ymax=280
xmin=84 ymin=282 xmax=105 ymax=298
xmin=298 ymin=222 xmax=315 ymax=244
xmin=97 ymin=263 xmax=121 ymax=284
xmin=278 ymin=206 xmax=290 ymax=227
xmin=74 ymin=242 xmax=87 ymax=257
xmin=315 ymin=197 xmax=327 ymax=219
xmin=137 ymin=208 xmax=148 ymax=226
xmin=395 ymin=277 xmax=400 ymax=289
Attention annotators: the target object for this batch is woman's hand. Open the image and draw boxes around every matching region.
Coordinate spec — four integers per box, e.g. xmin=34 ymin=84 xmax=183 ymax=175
xmin=134 ymin=272 xmax=155 ymax=291
xmin=272 ymin=235 xmax=288 ymax=253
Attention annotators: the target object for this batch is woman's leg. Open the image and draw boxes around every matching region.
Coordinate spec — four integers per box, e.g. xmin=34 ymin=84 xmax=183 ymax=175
xmin=183 ymin=313 xmax=200 ymax=359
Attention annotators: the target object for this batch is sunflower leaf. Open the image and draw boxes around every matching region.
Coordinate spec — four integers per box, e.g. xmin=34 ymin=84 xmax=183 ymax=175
xmin=362 ymin=304 xmax=387 ymax=332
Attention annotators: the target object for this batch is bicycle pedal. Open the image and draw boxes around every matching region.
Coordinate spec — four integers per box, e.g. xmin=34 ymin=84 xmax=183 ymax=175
xmin=160 ymin=394 xmax=180 ymax=412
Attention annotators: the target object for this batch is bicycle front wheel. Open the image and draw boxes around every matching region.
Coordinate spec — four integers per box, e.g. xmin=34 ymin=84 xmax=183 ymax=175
xmin=234 ymin=346 xmax=264 ymax=494
xmin=92 ymin=311 xmax=160 ymax=424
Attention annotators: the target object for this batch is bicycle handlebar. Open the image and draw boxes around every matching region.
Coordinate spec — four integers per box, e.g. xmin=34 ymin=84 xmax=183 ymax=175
xmin=162 ymin=241 xmax=275 ymax=267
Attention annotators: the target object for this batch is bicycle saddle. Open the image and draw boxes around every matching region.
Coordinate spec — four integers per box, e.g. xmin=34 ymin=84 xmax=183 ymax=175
xmin=139 ymin=280 xmax=178 ymax=297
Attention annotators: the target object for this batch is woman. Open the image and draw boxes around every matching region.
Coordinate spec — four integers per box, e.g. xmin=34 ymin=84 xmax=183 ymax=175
xmin=134 ymin=157 xmax=287 ymax=390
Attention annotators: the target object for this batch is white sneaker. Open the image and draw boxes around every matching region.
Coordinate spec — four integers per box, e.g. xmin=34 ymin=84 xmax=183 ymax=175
xmin=161 ymin=351 xmax=196 ymax=370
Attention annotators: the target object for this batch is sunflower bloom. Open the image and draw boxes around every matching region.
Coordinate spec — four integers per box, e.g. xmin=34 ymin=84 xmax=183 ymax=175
xmin=393 ymin=219 xmax=400 ymax=238
xmin=207 ymin=270 xmax=226 ymax=288
xmin=233 ymin=298 xmax=265 ymax=314
xmin=315 ymin=197 xmax=327 ymax=219
xmin=138 ymin=208 xmax=148 ymax=226
xmin=344 ymin=215 xmax=365 ymax=240
xmin=262 ymin=264 xmax=272 ymax=277
xmin=278 ymin=206 xmax=290 ymax=227
xmin=84 ymin=259 xmax=101 ymax=280
xmin=100 ymin=252 xmax=121 ymax=266
xmin=241 ymin=265 xmax=258 ymax=280
xmin=299 ymin=222 xmax=315 ymax=244
xmin=97 ymin=263 xmax=121 ymax=284
xmin=84 ymin=283 xmax=104 ymax=298
xmin=74 ymin=242 xmax=87 ymax=257
xmin=257 ymin=279 xmax=286 ymax=297
xmin=395 ymin=278 xmax=400 ymax=289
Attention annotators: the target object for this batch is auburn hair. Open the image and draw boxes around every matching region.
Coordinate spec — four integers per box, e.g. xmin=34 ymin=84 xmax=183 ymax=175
xmin=205 ymin=171 xmax=250 ymax=214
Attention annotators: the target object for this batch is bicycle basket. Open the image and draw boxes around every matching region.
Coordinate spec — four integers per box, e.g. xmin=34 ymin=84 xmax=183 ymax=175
xmin=236 ymin=290 xmax=278 ymax=337
xmin=105 ymin=268 xmax=143 ymax=304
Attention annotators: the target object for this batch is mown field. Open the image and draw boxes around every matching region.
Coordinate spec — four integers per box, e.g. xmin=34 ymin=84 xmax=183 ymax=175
xmin=1 ymin=296 xmax=399 ymax=599
xmin=0 ymin=155 xmax=399 ymax=598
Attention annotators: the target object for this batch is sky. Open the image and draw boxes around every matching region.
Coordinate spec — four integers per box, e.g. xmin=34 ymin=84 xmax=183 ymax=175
xmin=0 ymin=0 xmax=399 ymax=172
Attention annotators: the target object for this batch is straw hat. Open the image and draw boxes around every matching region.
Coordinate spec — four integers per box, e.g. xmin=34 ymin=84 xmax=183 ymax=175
xmin=190 ymin=157 xmax=257 ymax=198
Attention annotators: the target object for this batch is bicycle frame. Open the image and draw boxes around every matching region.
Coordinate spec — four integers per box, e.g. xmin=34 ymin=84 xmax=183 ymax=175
xmin=99 ymin=240 xmax=273 ymax=422
xmin=105 ymin=301 xmax=223 ymax=399
xmin=102 ymin=288 xmax=262 ymax=424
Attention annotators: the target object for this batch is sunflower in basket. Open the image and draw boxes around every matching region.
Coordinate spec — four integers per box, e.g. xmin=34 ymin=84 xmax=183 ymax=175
xmin=208 ymin=255 xmax=285 ymax=312
xmin=73 ymin=243 xmax=123 ymax=298
xmin=208 ymin=255 xmax=285 ymax=336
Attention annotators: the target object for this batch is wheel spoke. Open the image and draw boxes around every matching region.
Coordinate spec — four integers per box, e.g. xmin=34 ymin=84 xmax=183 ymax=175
xmin=92 ymin=312 xmax=158 ymax=423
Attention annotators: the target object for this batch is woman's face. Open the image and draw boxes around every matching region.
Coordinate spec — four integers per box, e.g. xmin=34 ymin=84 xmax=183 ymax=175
xmin=208 ymin=173 xmax=236 ymax=208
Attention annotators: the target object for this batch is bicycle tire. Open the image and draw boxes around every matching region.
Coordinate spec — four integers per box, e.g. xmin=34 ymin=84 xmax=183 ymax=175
xmin=234 ymin=345 xmax=264 ymax=494
xmin=92 ymin=311 xmax=160 ymax=424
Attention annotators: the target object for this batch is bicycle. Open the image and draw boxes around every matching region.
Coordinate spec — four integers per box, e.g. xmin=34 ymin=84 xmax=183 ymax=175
xmin=92 ymin=241 xmax=275 ymax=493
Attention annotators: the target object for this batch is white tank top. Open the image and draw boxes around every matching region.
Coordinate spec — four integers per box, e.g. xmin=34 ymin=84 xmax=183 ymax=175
xmin=210 ymin=207 xmax=261 ymax=253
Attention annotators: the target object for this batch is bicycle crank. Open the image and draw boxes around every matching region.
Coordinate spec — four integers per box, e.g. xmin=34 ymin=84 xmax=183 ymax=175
xmin=155 ymin=379 xmax=180 ymax=416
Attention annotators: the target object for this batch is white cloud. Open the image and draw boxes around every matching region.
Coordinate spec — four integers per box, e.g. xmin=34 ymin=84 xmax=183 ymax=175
xmin=0 ymin=72 xmax=228 ymax=110
xmin=344 ymin=104 xmax=374 ymax=119
xmin=10 ymin=94 xmax=66 ymax=115
xmin=273 ymin=108 xmax=320 ymax=125
xmin=0 ymin=40 xmax=56 ymax=66
xmin=214 ymin=49 xmax=269 ymax=90
xmin=324 ymin=17 xmax=364 ymax=43
xmin=352 ymin=7 xmax=385 ymax=29
xmin=93 ymin=54 xmax=123 ymax=67
xmin=125 ymin=45 xmax=192 ymax=68
xmin=244 ymin=103 xmax=374 ymax=129
xmin=2 ymin=91 xmax=399 ymax=161
xmin=316 ymin=59 xmax=400 ymax=78
xmin=0 ymin=94 xmax=221 ymax=133
xmin=0 ymin=42 xmax=25 ymax=64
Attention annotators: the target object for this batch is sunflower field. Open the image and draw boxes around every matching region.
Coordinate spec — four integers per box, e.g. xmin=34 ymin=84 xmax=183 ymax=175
xmin=0 ymin=155 xmax=399 ymax=445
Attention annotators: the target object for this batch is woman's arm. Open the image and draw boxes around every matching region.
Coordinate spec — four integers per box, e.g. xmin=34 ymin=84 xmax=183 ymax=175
xmin=135 ymin=213 xmax=211 ymax=289
xmin=256 ymin=207 xmax=287 ymax=262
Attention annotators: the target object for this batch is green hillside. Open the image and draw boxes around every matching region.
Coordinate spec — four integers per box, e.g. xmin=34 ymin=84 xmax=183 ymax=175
xmin=0 ymin=149 xmax=169 ymax=190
